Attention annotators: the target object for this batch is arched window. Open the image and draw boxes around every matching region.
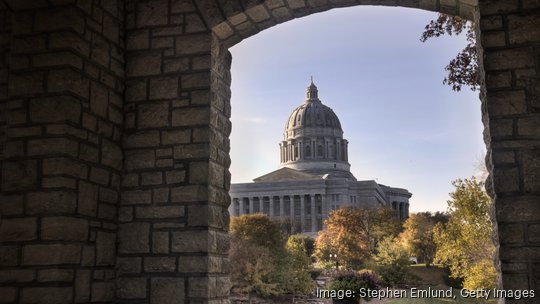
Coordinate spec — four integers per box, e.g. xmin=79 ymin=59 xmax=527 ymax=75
xmin=305 ymin=145 xmax=311 ymax=158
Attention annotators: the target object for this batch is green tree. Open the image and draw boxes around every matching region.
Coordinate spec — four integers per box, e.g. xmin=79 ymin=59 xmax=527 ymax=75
xmin=433 ymin=177 xmax=496 ymax=289
xmin=421 ymin=13 xmax=478 ymax=92
xmin=373 ymin=237 xmax=411 ymax=286
xmin=285 ymin=234 xmax=314 ymax=301
xmin=287 ymin=234 xmax=315 ymax=258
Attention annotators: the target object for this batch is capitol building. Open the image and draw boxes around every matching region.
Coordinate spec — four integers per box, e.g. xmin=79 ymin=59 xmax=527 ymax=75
xmin=229 ymin=80 xmax=411 ymax=235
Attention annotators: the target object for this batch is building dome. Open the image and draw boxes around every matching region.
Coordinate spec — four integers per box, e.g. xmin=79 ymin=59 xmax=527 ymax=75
xmin=285 ymin=81 xmax=342 ymax=132
xmin=279 ymin=79 xmax=355 ymax=180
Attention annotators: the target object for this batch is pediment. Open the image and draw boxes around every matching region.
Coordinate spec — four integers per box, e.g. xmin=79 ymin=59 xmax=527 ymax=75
xmin=253 ymin=167 xmax=322 ymax=183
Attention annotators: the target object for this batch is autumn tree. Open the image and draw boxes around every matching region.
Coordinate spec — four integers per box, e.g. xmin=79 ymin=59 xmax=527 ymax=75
xmin=374 ymin=237 xmax=411 ymax=286
xmin=433 ymin=177 xmax=496 ymax=289
xmin=421 ymin=13 xmax=479 ymax=92
xmin=285 ymin=234 xmax=315 ymax=301
xmin=399 ymin=212 xmax=448 ymax=265
xmin=230 ymin=214 xmax=315 ymax=300
xmin=314 ymin=207 xmax=401 ymax=269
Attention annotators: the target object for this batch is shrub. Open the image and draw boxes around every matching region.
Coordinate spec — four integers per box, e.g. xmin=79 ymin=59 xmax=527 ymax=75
xmin=327 ymin=270 xmax=379 ymax=303
xmin=373 ymin=237 xmax=411 ymax=286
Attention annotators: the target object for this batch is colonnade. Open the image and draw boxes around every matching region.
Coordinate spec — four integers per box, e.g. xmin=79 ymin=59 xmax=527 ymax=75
xmin=391 ymin=201 xmax=410 ymax=221
xmin=231 ymin=194 xmax=325 ymax=233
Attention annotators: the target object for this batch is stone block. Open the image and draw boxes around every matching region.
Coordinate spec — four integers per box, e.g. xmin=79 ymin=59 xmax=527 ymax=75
xmin=116 ymin=278 xmax=147 ymax=299
xmin=90 ymin=167 xmax=110 ymax=185
xmin=152 ymin=231 xmax=169 ymax=253
xmin=8 ymin=72 xmax=44 ymax=96
xmin=481 ymin=31 xmax=506 ymax=48
xmin=101 ymin=139 xmax=123 ymax=170
xmin=150 ymin=77 xmax=179 ymax=99
xmin=43 ymin=157 xmax=88 ymax=179
xmin=166 ymin=170 xmax=186 ymax=184
xmin=173 ymin=144 xmax=210 ymax=159
xmin=518 ymin=114 xmax=540 ymax=136
xmin=122 ymin=189 xmax=152 ymax=205
xmin=135 ymin=206 xmax=185 ymax=219
xmin=99 ymin=187 xmax=119 ymax=204
xmin=118 ymin=222 xmax=150 ymax=253
xmin=48 ymin=68 xmax=90 ymax=98
xmin=152 ymin=37 xmax=174 ymax=48
xmin=80 ymin=144 xmax=99 ymax=163
xmin=90 ymin=81 xmax=108 ymax=118
xmin=522 ymin=149 xmax=540 ymax=193
xmin=178 ymin=256 xmax=207 ymax=273
xmin=161 ymin=129 xmax=191 ymax=145
xmin=124 ymin=131 xmax=161 ymax=148
xmin=27 ymin=191 xmax=77 ymax=215
xmin=171 ymin=185 xmax=208 ymax=202
xmin=189 ymin=161 xmax=209 ymax=183
xmin=125 ymin=149 xmax=155 ymax=170
xmin=180 ymin=72 xmax=210 ymax=89
xmin=171 ymin=230 xmax=208 ymax=253
xmin=138 ymin=102 xmax=170 ymax=128
xmin=74 ymin=269 xmax=90 ymax=303
xmin=486 ymin=90 xmax=527 ymax=116
xmin=20 ymin=287 xmax=72 ymax=304
xmin=96 ymin=231 xmax=116 ymax=266
xmin=23 ymin=244 xmax=81 ymax=265
xmin=78 ymin=181 xmax=98 ymax=216
xmin=0 ymin=194 xmax=24 ymax=215
xmin=0 ymin=269 xmax=34 ymax=283
xmin=141 ymin=171 xmax=163 ymax=185
xmin=246 ymin=5 xmax=270 ymax=22
xmin=127 ymin=53 xmax=161 ymax=76
xmin=27 ymin=137 xmax=78 ymax=157
xmin=137 ymin=0 xmax=168 ymax=27
xmin=117 ymin=257 xmax=142 ymax=275
xmin=496 ymin=196 xmax=540 ymax=222
xmin=37 ymin=269 xmax=73 ymax=282
xmin=144 ymin=257 xmax=176 ymax=272
xmin=41 ymin=217 xmax=88 ymax=241
xmin=2 ymin=160 xmax=38 ymax=191
xmin=485 ymin=47 xmax=535 ymax=71
xmin=489 ymin=118 xmax=513 ymax=137
xmin=30 ymin=96 xmax=81 ymax=123
xmin=188 ymin=277 xmax=208 ymax=298
xmin=172 ymin=107 xmax=210 ymax=126
xmin=0 ymin=246 xmax=19 ymax=266
xmin=0 ymin=287 xmax=16 ymax=303
xmin=91 ymin=282 xmax=115 ymax=302
xmin=163 ymin=57 xmax=190 ymax=73
xmin=508 ymin=15 xmax=540 ymax=45
xmin=175 ymin=34 xmax=211 ymax=55
xmin=33 ymin=51 xmax=83 ymax=69
xmin=493 ymin=167 xmax=520 ymax=193
xmin=49 ymin=31 xmax=90 ymax=55
xmin=151 ymin=277 xmax=185 ymax=304
xmin=185 ymin=14 xmax=207 ymax=33
xmin=498 ymin=223 xmax=524 ymax=244
xmin=126 ymin=79 xmax=147 ymax=102
xmin=127 ymin=29 xmax=149 ymax=50
xmin=528 ymin=224 xmax=540 ymax=243
xmin=153 ymin=188 xmax=170 ymax=203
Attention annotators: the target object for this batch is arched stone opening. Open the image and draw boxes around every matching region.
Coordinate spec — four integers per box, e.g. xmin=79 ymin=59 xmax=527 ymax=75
xmin=0 ymin=1 xmax=538 ymax=303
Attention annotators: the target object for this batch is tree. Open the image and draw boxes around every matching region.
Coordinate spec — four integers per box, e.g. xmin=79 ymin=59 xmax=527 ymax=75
xmin=314 ymin=207 xmax=401 ymax=269
xmin=399 ymin=212 xmax=448 ymax=265
xmin=433 ymin=177 xmax=496 ymax=289
xmin=421 ymin=13 xmax=479 ymax=92
xmin=373 ymin=237 xmax=411 ymax=286
xmin=285 ymin=234 xmax=314 ymax=301
xmin=229 ymin=235 xmax=279 ymax=303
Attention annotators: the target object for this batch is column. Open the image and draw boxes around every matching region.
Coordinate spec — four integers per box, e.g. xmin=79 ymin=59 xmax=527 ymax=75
xmin=239 ymin=198 xmax=245 ymax=215
xmin=279 ymin=196 xmax=284 ymax=218
xmin=289 ymin=196 xmax=294 ymax=219
xmin=310 ymin=195 xmax=317 ymax=232
xmin=269 ymin=197 xmax=274 ymax=217
xmin=300 ymin=195 xmax=305 ymax=233
xmin=259 ymin=196 xmax=264 ymax=214
xmin=321 ymin=194 xmax=327 ymax=230
xmin=249 ymin=197 xmax=254 ymax=214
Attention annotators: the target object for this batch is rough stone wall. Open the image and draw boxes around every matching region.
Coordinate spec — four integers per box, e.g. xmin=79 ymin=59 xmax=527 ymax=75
xmin=120 ymin=1 xmax=230 ymax=303
xmin=0 ymin=1 xmax=124 ymax=303
xmin=478 ymin=0 xmax=540 ymax=301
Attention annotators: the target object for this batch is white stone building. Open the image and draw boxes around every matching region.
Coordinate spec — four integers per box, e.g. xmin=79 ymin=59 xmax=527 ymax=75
xmin=229 ymin=80 xmax=411 ymax=235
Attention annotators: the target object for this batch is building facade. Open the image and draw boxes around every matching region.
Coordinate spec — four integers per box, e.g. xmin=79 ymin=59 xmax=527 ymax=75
xmin=229 ymin=81 xmax=411 ymax=235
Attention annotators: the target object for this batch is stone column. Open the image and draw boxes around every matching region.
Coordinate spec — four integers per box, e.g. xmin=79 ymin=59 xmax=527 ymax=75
xmin=269 ymin=197 xmax=274 ymax=217
xmin=239 ymin=198 xmax=245 ymax=215
xmin=300 ymin=195 xmax=305 ymax=233
xmin=289 ymin=196 xmax=295 ymax=219
xmin=279 ymin=196 xmax=284 ymax=218
xmin=249 ymin=197 xmax=254 ymax=214
xmin=259 ymin=196 xmax=264 ymax=214
xmin=310 ymin=195 xmax=317 ymax=232
xmin=0 ymin=3 xmax=123 ymax=303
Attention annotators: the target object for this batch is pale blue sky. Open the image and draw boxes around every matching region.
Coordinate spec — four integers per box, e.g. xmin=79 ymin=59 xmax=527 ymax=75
xmin=228 ymin=6 xmax=485 ymax=213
